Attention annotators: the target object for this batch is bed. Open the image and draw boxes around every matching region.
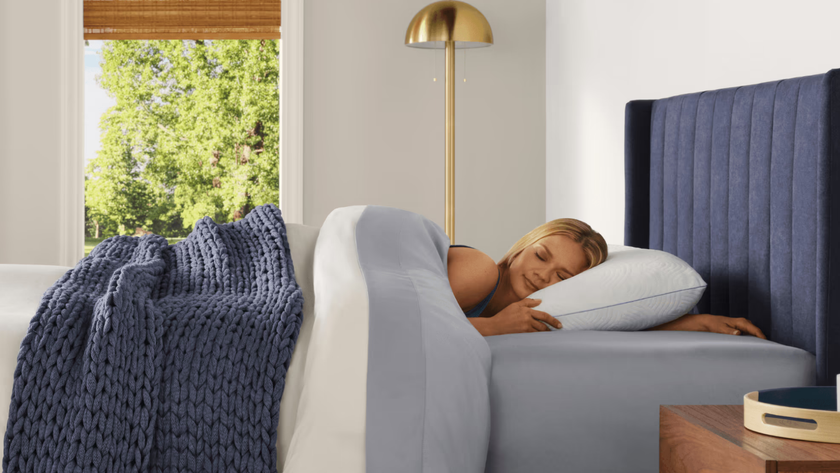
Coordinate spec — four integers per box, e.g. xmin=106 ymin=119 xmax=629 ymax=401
xmin=484 ymin=68 xmax=840 ymax=473
xmin=0 ymin=69 xmax=837 ymax=473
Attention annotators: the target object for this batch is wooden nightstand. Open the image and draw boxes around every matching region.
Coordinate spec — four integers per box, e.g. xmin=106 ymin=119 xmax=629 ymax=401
xmin=660 ymin=405 xmax=840 ymax=472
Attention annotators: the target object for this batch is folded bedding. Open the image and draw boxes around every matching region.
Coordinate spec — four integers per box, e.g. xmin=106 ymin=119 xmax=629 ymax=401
xmin=284 ymin=205 xmax=492 ymax=473
xmin=0 ymin=264 xmax=74 ymax=465
xmin=2 ymin=205 xmax=304 ymax=472
xmin=0 ymin=227 xmax=320 ymax=472
xmin=0 ymin=205 xmax=493 ymax=473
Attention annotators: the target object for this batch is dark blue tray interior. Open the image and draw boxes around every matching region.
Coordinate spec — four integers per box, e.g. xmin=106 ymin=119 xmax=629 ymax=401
xmin=758 ymin=386 xmax=837 ymax=411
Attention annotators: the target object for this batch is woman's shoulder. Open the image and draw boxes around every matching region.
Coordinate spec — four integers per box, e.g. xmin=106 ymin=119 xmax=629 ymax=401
xmin=448 ymin=246 xmax=496 ymax=268
xmin=447 ymin=246 xmax=499 ymax=310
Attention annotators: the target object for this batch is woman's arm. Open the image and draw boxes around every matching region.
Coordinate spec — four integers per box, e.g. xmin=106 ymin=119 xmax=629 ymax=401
xmin=468 ymin=298 xmax=562 ymax=336
xmin=647 ymin=314 xmax=767 ymax=339
xmin=469 ymin=317 xmax=499 ymax=337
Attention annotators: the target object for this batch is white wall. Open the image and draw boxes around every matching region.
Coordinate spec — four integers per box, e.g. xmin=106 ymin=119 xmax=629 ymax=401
xmin=547 ymin=0 xmax=840 ymax=246
xmin=0 ymin=0 xmax=64 ymax=265
xmin=0 ymin=0 xmax=546 ymax=264
xmin=304 ymin=0 xmax=546 ymax=260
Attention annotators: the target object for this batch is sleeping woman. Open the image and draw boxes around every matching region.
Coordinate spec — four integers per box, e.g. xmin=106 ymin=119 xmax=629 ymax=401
xmin=448 ymin=218 xmax=767 ymax=338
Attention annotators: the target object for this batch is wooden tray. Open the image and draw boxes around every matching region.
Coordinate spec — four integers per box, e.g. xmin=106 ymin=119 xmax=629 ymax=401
xmin=744 ymin=387 xmax=840 ymax=443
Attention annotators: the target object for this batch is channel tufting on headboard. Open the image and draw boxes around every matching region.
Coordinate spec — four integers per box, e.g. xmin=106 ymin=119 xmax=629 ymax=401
xmin=624 ymin=69 xmax=840 ymax=386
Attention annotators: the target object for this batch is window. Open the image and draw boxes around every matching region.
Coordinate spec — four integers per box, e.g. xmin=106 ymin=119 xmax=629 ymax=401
xmin=83 ymin=1 xmax=282 ymax=256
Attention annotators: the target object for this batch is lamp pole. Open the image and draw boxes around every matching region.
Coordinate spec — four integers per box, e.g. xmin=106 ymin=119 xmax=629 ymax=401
xmin=405 ymin=1 xmax=492 ymax=244
xmin=445 ymin=40 xmax=455 ymax=244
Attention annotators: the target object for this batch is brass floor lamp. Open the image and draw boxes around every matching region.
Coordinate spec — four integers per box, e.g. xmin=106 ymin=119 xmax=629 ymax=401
xmin=405 ymin=1 xmax=493 ymax=244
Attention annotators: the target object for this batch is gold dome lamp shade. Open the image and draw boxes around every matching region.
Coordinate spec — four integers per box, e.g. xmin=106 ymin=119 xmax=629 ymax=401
xmin=405 ymin=1 xmax=493 ymax=243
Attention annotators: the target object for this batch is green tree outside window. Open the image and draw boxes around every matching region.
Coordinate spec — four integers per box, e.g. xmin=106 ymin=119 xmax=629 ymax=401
xmin=85 ymin=39 xmax=280 ymax=243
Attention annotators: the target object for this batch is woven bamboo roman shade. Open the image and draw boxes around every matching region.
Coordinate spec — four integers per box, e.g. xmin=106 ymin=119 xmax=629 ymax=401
xmin=84 ymin=0 xmax=281 ymax=40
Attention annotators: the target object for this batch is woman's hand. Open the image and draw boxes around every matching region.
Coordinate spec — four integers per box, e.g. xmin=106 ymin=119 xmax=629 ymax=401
xmin=470 ymin=298 xmax=561 ymax=336
xmin=648 ymin=314 xmax=767 ymax=339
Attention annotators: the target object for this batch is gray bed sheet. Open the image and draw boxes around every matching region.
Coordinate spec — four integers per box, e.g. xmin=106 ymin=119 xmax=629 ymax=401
xmin=359 ymin=206 xmax=492 ymax=473
xmin=484 ymin=330 xmax=815 ymax=473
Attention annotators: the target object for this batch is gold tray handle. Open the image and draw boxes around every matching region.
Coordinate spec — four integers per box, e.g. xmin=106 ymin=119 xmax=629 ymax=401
xmin=744 ymin=391 xmax=840 ymax=443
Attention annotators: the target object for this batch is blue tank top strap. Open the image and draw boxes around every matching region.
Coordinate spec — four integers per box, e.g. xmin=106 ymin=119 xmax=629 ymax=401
xmin=462 ymin=270 xmax=499 ymax=318
xmin=449 ymin=245 xmax=500 ymax=318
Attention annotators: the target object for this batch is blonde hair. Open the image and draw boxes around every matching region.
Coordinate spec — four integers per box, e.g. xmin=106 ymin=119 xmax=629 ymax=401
xmin=501 ymin=218 xmax=608 ymax=270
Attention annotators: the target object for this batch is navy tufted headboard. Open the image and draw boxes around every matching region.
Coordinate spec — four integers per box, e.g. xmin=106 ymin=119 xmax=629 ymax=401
xmin=624 ymin=69 xmax=840 ymax=386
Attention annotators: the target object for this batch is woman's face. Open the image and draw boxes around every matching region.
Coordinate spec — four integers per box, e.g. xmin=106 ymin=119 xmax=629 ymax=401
xmin=507 ymin=234 xmax=590 ymax=300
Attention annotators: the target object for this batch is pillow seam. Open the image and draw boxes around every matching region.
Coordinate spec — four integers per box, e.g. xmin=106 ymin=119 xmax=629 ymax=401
xmin=553 ymin=284 xmax=707 ymax=317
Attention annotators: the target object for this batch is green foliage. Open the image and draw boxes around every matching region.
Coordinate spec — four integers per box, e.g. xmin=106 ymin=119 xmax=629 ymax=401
xmin=85 ymin=40 xmax=280 ymax=237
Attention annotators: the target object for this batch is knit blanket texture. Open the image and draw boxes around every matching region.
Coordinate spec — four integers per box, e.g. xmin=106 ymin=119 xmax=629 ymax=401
xmin=3 ymin=204 xmax=304 ymax=473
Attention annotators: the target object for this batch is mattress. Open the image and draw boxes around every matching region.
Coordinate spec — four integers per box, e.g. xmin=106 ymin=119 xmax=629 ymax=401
xmin=484 ymin=330 xmax=816 ymax=473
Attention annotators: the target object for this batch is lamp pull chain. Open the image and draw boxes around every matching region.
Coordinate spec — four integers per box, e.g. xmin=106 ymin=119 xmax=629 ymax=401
xmin=463 ymin=49 xmax=467 ymax=82
xmin=433 ymin=41 xmax=438 ymax=82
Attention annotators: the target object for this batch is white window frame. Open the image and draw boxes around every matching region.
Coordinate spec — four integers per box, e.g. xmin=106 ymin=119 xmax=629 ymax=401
xmin=59 ymin=0 xmax=85 ymax=266
xmin=59 ymin=0 xmax=304 ymax=266
xmin=281 ymin=0 xmax=304 ymax=225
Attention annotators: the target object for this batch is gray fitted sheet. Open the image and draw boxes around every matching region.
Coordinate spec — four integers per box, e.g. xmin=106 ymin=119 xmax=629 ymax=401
xmin=484 ymin=330 xmax=815 ymax=473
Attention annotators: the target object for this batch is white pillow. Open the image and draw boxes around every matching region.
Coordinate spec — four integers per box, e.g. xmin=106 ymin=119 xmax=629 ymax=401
xmin=531 ymin=245 xmax=706 ymax=331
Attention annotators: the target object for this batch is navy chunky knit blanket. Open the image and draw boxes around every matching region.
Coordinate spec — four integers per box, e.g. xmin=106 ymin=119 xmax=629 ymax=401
xmin=3 ymin=205 xmax=304 ymax=473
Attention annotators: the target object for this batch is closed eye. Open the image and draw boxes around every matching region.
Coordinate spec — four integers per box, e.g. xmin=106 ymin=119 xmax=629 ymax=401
xmin=536 ymin=250 xmax=545 ymax=261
